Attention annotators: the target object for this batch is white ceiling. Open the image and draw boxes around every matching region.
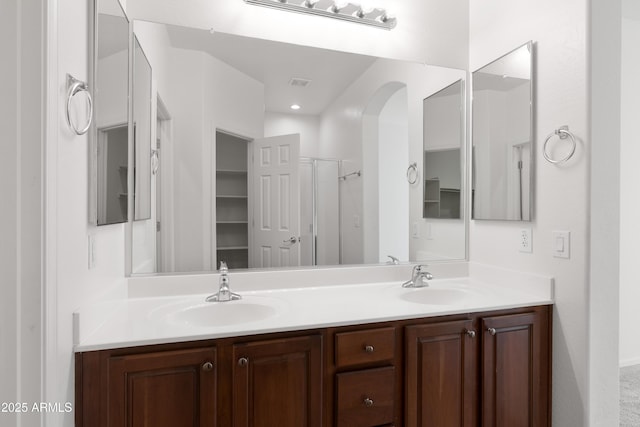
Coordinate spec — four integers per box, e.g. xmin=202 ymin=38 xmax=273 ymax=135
xmin=165 ymin=24 xmax=378 ymax=115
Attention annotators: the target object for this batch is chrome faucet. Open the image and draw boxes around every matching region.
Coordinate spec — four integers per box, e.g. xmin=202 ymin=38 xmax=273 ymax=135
xmin=206 ymin=261 xmax=241 ymax=302
xmin=402 ymin=265 xmax=433 ymax=288
xmin=387 ymin=255 xmax=400 ymax=265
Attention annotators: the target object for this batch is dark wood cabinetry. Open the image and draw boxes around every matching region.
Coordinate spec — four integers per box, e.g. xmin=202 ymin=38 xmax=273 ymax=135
xmin=404 ymin=308 xmax=551 ymax=427
xmin=332 ymin=326 xmax=399 ymax=426
xmin=231 ymin=335 xmax=323 ymax=427
xmin=481 ymin=311 xmax=550 ymax=427
xmin=77 ymin=346 xmax=217 ymax=427
xmin=76 ymin=305 xmax=551 ymax=427
xmin=405 ymin=319 xmax=478 ymax=427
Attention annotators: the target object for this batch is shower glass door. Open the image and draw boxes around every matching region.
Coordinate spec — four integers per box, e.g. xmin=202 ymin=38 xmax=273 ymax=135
xmin=300 ymin=158 xmax=340 ymax=266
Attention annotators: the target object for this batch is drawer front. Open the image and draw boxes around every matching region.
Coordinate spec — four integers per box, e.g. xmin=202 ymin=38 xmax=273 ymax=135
xmin=336 ymin=367 xmax=395 ymax=427
xmin=335 ymin=327 xmax=396 ymax=368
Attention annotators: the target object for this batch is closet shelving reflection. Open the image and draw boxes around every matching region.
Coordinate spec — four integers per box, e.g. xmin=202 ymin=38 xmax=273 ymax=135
xmin=215 ymin=134 xmax=249 ymax=269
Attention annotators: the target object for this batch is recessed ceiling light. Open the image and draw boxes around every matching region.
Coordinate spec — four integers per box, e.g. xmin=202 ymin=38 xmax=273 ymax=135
xmin=290 ymin=104 xmax=301 ymax=110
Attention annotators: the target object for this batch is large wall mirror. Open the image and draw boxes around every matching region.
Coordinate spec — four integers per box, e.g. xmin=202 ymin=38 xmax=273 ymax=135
xmin=125 ymin=20 xmax=467 ymax=274
xmin=87 ymin=4 xmax=469 ymax=273
xmin=90 ymin=0 xmax=130 ymax=226
xmin=472 ymin=42 xmax=534 ymax=221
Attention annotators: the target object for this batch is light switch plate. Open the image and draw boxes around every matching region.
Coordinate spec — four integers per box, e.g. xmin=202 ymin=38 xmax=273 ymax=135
xmin=412 ymin=221 xmax=420 ymax=239
xmin=552 ymin=231 xmax=570 ymax=259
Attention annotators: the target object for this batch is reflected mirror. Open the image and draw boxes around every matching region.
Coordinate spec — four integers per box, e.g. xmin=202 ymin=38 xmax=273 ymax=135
xmin=129 ymin=20 xmax=466 ymax=274
xmin=91 ymin=0 xmax=129 ymax=225
xmin=472 ymin=42 xmax=533 ymax=221
xmin=423 ymin=80 xmax=464 ymax=221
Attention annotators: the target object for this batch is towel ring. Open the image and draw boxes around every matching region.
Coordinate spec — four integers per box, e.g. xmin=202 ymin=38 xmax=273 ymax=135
xmin=406 ymin=162 xmax=418 ymax=184
xmin=65 ymin=74 xmax=93 ymax=136
xmin=543 ymin=125 xmax=576 ymax=164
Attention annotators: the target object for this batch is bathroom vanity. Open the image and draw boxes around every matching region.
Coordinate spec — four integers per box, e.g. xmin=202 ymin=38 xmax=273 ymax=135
xmin=74 ymin=276 xmax=552 ymax=427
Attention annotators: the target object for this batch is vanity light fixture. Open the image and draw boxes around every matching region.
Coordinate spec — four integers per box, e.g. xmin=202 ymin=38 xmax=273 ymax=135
xmin=243 ymin=0 xmax=397 ymax=30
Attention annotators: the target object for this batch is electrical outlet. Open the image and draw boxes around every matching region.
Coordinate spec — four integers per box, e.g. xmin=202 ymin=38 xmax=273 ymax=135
xmin=519 ymin=228 xmax=533 ymax=253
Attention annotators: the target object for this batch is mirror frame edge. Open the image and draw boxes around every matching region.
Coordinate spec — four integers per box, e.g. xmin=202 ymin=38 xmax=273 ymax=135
xmin=470 ymin=40 xmax=535 ymax=222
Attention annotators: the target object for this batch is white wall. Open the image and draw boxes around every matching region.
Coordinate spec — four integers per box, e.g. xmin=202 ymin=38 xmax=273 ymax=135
xmin=378 ymin=88 xmax=409 ymax=262
xmin=264 ymin=112 xmax=321 ymax=158
xmin=95 ymin=50 xmax=128 ymax=128
xmin=590 ymin=0 xmax=621 ymax=424
xmin=44 ymin=0 xmax=130 ymax=424
xmin=469 ymin=0 xmax=619 ymax=424
xmin=619 ymin=13 xmax=640 ymax=367
xmin=0 ymin=1 xmax=44 ymax=426
xmin=127 ymin=0 xmax=469 ymax=69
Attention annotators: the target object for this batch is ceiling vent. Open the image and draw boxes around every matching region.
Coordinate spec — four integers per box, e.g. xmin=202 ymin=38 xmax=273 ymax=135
xmin=288 ymin=77 xmax=312 ymax=88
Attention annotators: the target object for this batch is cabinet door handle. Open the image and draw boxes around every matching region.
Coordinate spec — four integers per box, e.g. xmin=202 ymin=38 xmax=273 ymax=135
xmin=202 ymin=361 xmax=214 ymax=372
xmin=488 ymin=327 xmax=497 ymax=336
xmin=238 ymin=357 xmax=249 ymax=367
xmin=364 ymin=345 xmax=375 ymax=353
xmin=465 ymin=329 xmax=476 ymax=338
xmin=364 ymin=398 xmax=374 ymax=407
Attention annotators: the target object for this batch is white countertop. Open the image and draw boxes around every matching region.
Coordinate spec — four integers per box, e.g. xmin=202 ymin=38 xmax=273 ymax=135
xmin=74 ymin=264 xmax=554 ymax=352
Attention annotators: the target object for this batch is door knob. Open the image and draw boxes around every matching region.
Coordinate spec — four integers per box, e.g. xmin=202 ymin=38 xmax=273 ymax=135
xmin=282 ymin=237 xmax=298 ymax=244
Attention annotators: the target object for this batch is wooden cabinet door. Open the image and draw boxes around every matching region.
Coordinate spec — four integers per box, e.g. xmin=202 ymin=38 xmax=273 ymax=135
xmin=108 ymin=347 xmax=217 ymax=427
xmin=481 ymin=310 xmax=550 ymax=427
xmin=232 ymin=334 xmax=323 ymax=427
xmin=405 ymin=320 xmax=478 ymax=427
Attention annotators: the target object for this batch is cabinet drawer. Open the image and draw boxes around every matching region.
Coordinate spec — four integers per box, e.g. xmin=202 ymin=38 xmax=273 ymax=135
xmin=335 ymin=327 xmax=395 ymax=368
xmin=336 ymin=366 xmax=395 ymax=427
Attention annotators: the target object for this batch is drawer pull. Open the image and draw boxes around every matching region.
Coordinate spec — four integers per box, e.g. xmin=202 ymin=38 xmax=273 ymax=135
xmin=201 ymin=362 xmax=214 ymax=372
xmin=364 ymin=345 xmax=375 ymax=353
xmin=364 ymin=397 xmax=374 ymax=407
xmin=488 ymin=327 xmax=497 ymax=336
xmin=465 ymin=329 xmax=476 ymax=338
xmin=238 ymin=357 xmax=249 ymax=367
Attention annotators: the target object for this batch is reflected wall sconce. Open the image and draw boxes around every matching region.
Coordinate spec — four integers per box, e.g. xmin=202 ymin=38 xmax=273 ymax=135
xmin=244 ymin=0 xmax=397 ymax=30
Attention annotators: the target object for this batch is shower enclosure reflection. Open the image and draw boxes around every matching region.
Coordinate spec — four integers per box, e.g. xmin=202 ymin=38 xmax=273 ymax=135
xmin=300 ymin=159 xmax=340 ymax=266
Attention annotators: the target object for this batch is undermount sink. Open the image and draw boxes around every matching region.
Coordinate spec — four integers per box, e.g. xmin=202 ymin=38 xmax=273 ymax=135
xmin=152 ymin=297 xmax=284 ymax=328
xmin=400 ymin=287 xmax=479 ymax=306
